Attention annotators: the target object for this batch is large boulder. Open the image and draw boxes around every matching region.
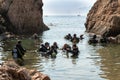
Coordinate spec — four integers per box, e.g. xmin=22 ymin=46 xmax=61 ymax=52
xmin=0 ymin=0 xmax=49 ymax=35
xmin=0 ymin=61 xmax=51 ymax=80
xmin=85 ymin=0 xmax=120 ymax=37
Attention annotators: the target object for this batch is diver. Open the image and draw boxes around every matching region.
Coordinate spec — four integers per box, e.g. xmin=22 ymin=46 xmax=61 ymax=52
xmin=71 ymin=44 xmax=79 ymax=58
xmin=15 ymin=40 xmax=26 ymax=61
xmin=71 ymin=34 xmax=79 ymax=43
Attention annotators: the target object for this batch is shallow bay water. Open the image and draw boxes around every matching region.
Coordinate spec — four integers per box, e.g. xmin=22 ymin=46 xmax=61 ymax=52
xmin=0 ymin=16 xmax=120 ymax=80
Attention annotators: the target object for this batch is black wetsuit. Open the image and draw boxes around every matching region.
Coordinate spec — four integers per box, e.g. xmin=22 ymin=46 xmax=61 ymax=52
xmin=71 ymin=47 xmax=79 ymax=57
xmin=16 ymin=43 xmax=26 ymax=60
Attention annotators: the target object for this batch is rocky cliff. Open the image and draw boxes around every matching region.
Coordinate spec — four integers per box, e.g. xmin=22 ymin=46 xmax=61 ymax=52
xmin=0 ymin=0 xmax=49 ymax=35
xmin=85 ymin=0 xmax=120 ymax=37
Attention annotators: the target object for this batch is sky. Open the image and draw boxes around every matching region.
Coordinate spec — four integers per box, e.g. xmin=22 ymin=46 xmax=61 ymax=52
xmin=43 ymin=0 xmax=97 ymax=16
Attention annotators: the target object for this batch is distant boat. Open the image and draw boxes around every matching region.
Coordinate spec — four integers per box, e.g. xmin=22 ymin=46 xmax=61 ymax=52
xmin=44 ymin=15 xmax=48 ymax=17
xmin=77 ymin=14 xmax=81 ymax=16
xmin=48 ymin=23 xmax=54 ymax=26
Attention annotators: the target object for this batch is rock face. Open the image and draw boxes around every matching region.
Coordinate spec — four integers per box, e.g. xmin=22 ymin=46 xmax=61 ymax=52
xmin=85 ymin=0 xmax=120 ymax=37
xmin=0 ymin=61 xmax=51 ymax=80
xmin=0 ymin=0 xmax=48 ymax=35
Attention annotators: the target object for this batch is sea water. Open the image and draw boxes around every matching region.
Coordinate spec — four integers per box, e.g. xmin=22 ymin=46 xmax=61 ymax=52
xmin=41 ymin=16 xmax=104 ymax=80
xmin=0 ymin=16 xmax=120 ymax=80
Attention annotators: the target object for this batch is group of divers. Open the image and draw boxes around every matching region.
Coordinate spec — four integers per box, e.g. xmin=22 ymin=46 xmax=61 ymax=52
xmin=11 ymin=33 xmax=109 ymax=64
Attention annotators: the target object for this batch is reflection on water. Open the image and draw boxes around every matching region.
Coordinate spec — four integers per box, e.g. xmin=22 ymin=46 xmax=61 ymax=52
xmin=0 ymin=16 xmax=120 ymax=80
xmin=98 ymin=44 xmax=120 ymax=80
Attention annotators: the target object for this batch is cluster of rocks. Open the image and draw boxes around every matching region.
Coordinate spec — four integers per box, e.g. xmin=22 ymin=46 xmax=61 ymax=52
xmin=0 ymin=61 xmax=50 ymax=80
xmin=0 ymin=0 xmax=48 ymax=35
xmin=89 ymin=33 xmax=120 ymax=44
xmin=85 ymin=0 xmax=120 ymax=40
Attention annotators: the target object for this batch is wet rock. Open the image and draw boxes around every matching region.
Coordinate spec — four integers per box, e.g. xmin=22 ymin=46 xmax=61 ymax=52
xmin=0 ymin=61 xmax=51 ymax=80
xmin=0 ymin=32 xmax=15 ymax=41
xmin=85 ymin=0 xmax=120 ymax=37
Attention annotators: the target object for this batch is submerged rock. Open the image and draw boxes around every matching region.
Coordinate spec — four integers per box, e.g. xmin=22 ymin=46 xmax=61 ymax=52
xmin=0 ymin=61 xmax=51 ymax=80
xmin=85 ymin=0 xmax=120 ymax=37
xmin=0 ymin=0 xmax=49 ymax=35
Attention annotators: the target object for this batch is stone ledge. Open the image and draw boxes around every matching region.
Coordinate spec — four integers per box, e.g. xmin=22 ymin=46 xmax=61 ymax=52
xmin=0 ymin=60 xmax=51 ymax=80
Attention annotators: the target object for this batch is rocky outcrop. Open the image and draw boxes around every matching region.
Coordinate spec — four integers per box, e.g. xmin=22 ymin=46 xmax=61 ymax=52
xmin=0 ymin=61 xmax=51 ymax=80
xmin=0 ymin=0 xmax=48 ymax=35
xmin=85 ymin=0 xmax=120 ymax=37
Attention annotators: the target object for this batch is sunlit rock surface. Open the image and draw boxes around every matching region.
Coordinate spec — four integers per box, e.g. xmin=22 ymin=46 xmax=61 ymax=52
xmin=0 ymin=61 xmax=51 ymax=80
xmin=85 ymin=0 xmax=120 ymax=37
xmin=0 ymin=0 xmax=48 ymax=35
